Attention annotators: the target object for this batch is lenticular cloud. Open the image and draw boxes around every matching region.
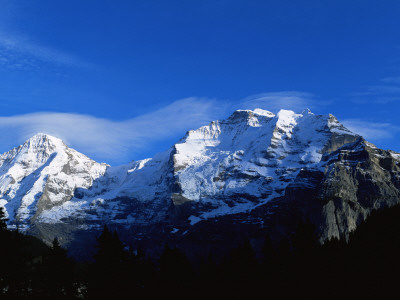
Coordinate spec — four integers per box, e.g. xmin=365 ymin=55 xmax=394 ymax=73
xmin=0 ymin=97 xmax=221 ymax=164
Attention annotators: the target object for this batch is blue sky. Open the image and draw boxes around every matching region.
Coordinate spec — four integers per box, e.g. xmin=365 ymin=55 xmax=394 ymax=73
xmin=0 ymin=0 xmax=400 ymax=165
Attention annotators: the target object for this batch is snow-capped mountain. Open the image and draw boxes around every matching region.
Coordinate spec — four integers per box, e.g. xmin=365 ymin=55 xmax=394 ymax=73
xmin=0 ymin=134 xmax=107 ymax=228
xmin=0 ymin=109 xmax=399 ymax=256
xmin=29 ymin=109 xmax=358 ymax=227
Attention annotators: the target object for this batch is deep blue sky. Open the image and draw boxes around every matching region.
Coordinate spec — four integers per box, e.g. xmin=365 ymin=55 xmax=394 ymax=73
xmin=0 ymin=0 xmax=400 ymax=165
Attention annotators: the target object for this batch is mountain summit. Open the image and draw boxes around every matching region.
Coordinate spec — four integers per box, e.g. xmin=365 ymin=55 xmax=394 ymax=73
xmin=0 ymin=109 xmax=399 ymax=257
xmin=0 ymin=133 xmax=107 ymax=228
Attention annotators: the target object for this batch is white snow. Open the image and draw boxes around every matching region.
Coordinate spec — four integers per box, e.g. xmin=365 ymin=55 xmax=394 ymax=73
xmin=390 ymin=152 xmax=400 ymax=160
xmin=253 ymin=108 xmax=275 ymax=117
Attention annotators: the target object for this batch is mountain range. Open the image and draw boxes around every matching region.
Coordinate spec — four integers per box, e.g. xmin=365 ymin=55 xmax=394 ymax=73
xmin=1 ymin=108 xmax=399 ymax=258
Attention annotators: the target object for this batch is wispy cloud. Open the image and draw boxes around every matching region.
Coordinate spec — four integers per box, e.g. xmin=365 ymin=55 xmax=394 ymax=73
xmin=0 ymin=97 xmax=223 ymax=165
xmin=380 ymin=76 xmax=400 ymax=84
xmin=0 ymin=33 xmax=93 ymax=69
xmin=365 ymin=85 xmax=400 ymax=94
xmin=342 ymin=119 xmax=400 ymax=141
xmin=351 ymin=76 xmax=400 ymax=103
xmin=0 ymin=1 xmax=91 ymax=69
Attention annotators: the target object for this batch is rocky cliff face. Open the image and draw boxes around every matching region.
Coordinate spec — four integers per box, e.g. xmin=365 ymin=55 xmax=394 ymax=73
xmin=303 ymin=138 xmax=400 ymax=240
xmin=0 ymin=109 xmax=399 ymax=256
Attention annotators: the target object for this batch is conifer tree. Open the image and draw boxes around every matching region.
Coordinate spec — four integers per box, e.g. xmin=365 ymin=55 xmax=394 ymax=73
xmin=89 ymin=225 xmax=131 ymax=299
xmin=35 ymin=237 xmax=76 ymax=299
xmin=226 ymin=239 xmax=258 ymax=282
xmin=261 ymin=235 xmax=276 ymax=279
xmin=159 ymin=243 xmax=195 ymax=297
xmin=0 ymin=206 xmax=8 ymax=232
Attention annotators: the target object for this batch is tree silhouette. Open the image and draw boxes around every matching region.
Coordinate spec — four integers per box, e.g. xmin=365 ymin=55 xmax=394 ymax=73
xmin=34 ymin=237 xmax=76 ymax=299
xmin=89 ymin=225 xmax=131 ymax=299
xmin=0 ymin=206 xmax=8 ymax=232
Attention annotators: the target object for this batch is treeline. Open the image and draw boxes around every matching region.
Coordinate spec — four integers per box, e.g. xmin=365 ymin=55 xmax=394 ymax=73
xmin=1 ymin=205 xmax=400 ymax=299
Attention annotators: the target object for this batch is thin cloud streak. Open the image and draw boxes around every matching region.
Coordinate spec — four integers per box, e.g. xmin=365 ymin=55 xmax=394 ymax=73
xmin=342 ymin=119 xmax=400 ymax=141
xmin=380 ymin=76 xmax=400 ymax=84
xmin=350 ymin=75 xmax=400 ymax=103
xmin=0 ymin=33 xmax=93 ymax=69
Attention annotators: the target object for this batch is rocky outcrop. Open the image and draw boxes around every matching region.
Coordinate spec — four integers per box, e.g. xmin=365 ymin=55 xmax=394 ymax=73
xmin=279 ymin=138 xmax=400 ymax=241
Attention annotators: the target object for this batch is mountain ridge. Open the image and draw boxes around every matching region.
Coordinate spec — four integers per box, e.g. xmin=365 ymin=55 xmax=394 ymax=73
xmin=0 ymin=108 xmax=399 ymax=258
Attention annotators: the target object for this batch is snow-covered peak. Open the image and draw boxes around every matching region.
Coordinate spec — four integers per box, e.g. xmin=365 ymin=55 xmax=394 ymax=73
xmin=327 ymin=114 xmax=354 ymax=135
xmin=0 ymin=135 xmax=57 ymax=171
xmin=171 ymin=108 xmax=359 ymax=204
xmin=23 ymin=133 xmax=65 ymax=153
xmin=252 ymin=108 xmax=275 ymax=117
xmin=230 ymin=109 xmax=275 ymax=117
xmin=301 ymin=108 xmax=313 ymax=115
xmin=275 ymin=109 xmax=300 ymax=126
xmin=0 ymin=133 xmax=70 ymax=173
xmin=26 ymin=132 xmax=63 ymax=143
xmin=0 ymin=133 xmax=107 ymax=225
xmin=226 ymin=110 xmax=254 ymax=123
xmin=277 ymin=108 xmax=296 ymax=115
xmin=226 ymin=109 xmax=273 ymax=124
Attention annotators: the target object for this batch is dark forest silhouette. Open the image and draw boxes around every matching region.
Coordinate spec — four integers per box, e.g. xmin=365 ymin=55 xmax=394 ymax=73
xmin=0 ymin=204 xmax=400 ymax=299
